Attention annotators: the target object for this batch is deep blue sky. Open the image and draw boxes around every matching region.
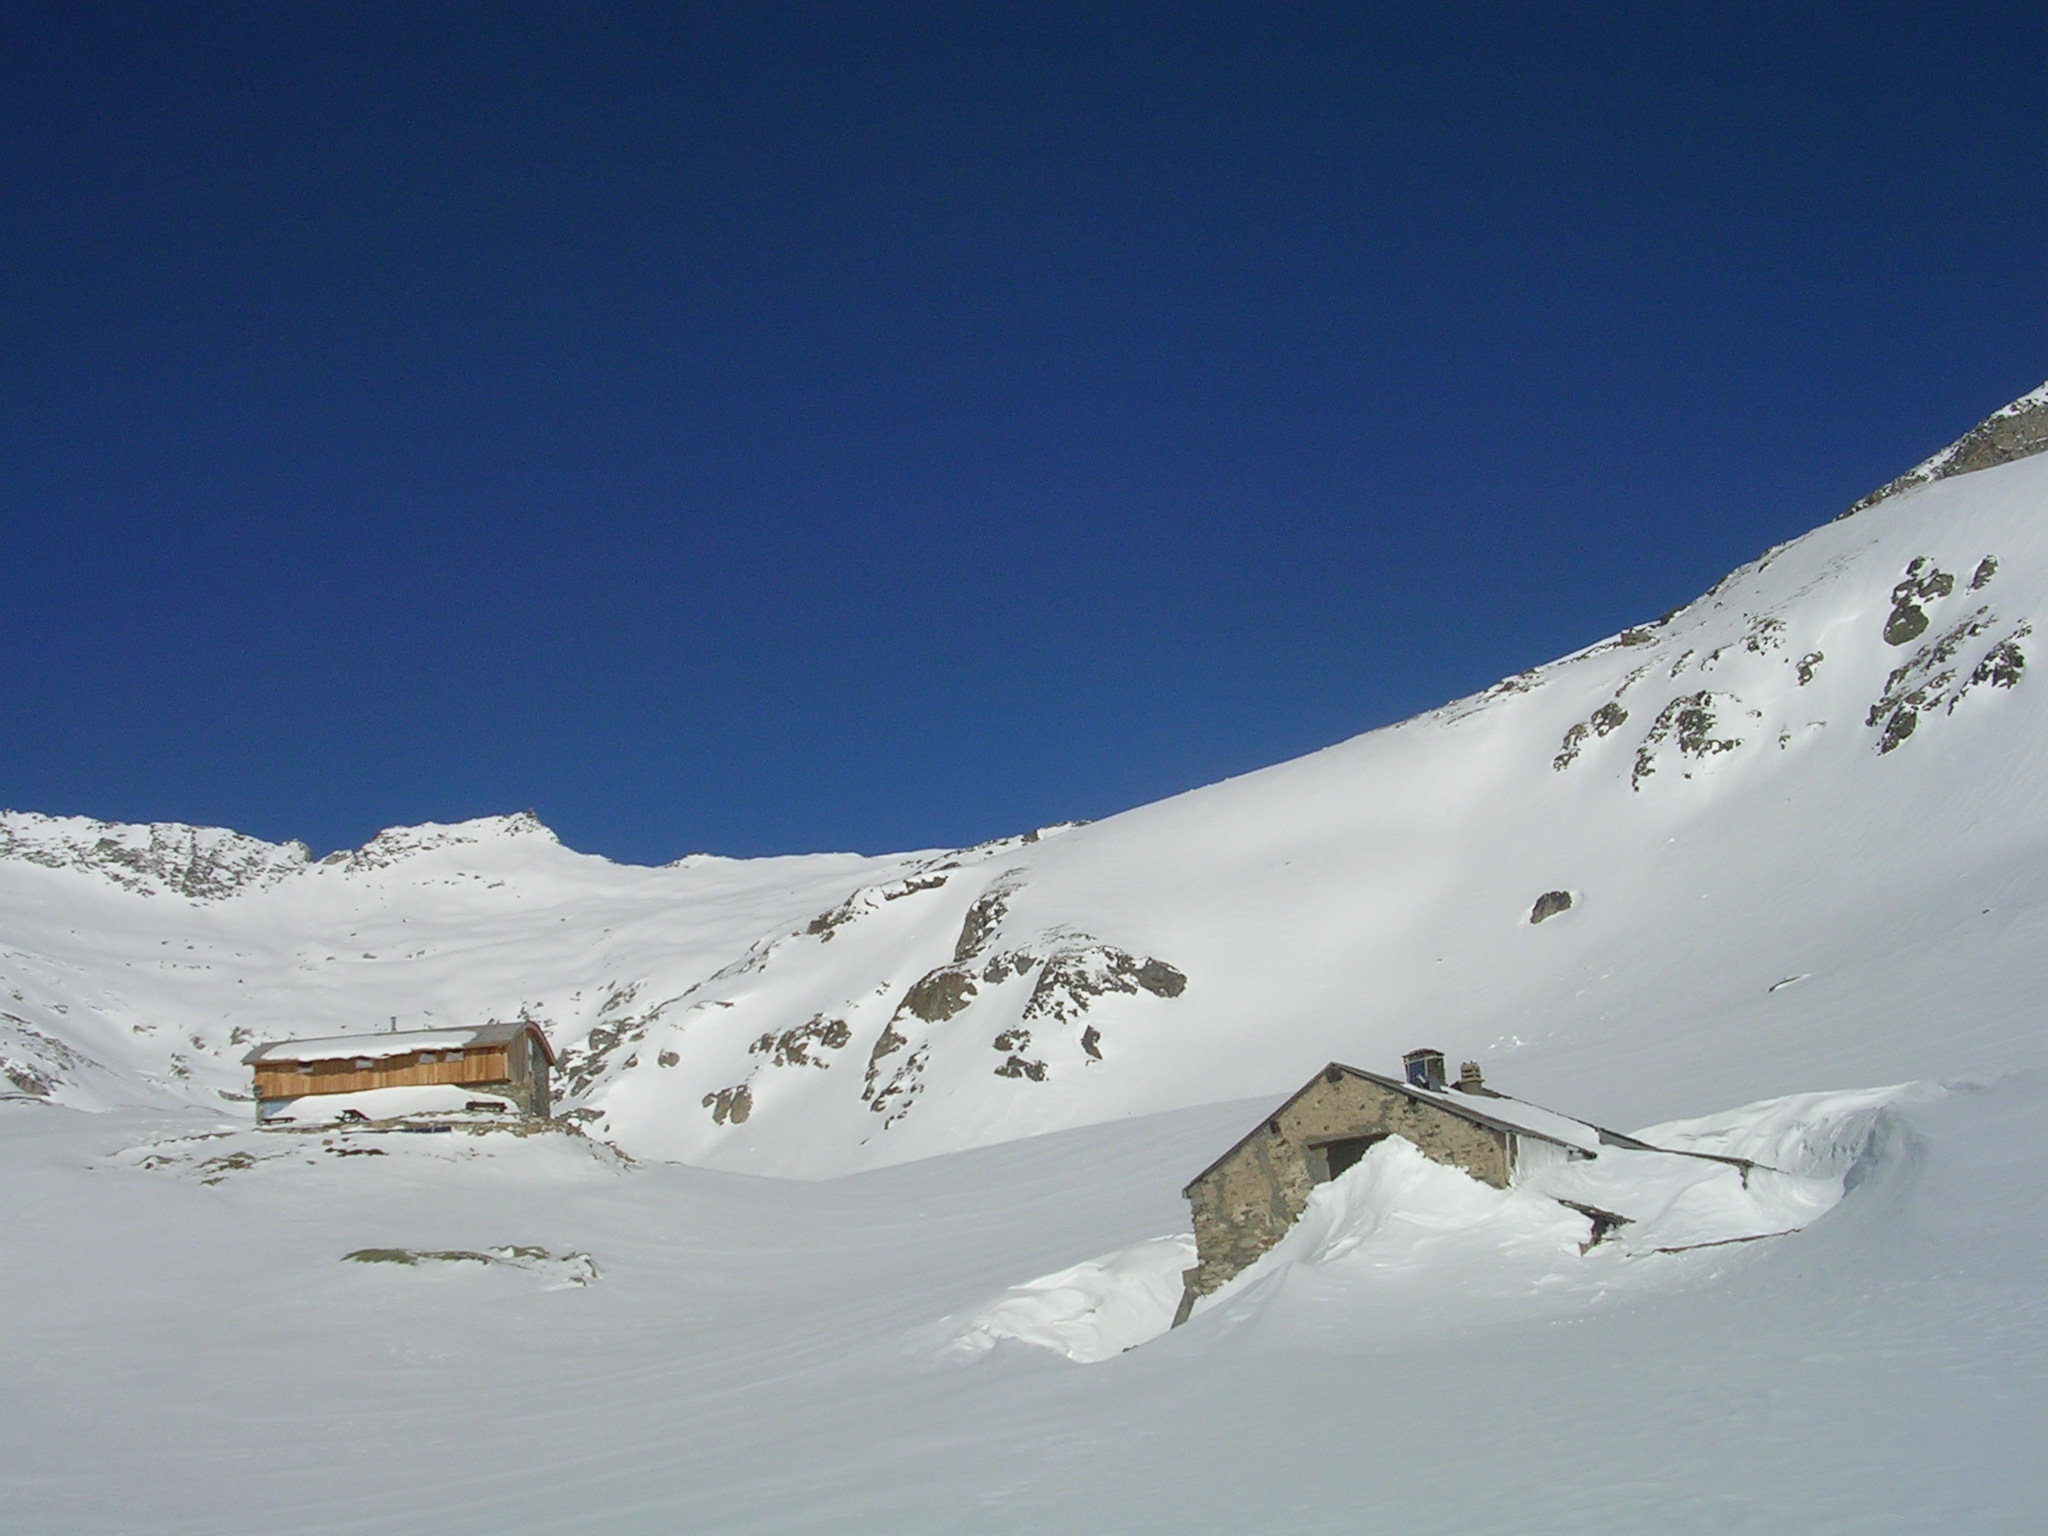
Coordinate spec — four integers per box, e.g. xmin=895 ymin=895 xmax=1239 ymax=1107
xmin=2 ymin=3 xmax=2041 ymax=862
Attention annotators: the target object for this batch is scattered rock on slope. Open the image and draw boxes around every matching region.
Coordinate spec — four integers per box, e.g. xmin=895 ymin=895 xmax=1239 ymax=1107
xmin=0 ymin=813 xmax=311 ymax=900
xmin=1867 ymin=611 xmax=2031 ymax=753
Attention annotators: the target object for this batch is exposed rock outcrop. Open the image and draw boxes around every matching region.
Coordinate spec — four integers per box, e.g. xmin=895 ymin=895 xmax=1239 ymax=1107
xmin=0 ymin=813 xmax=311 ymax=900
xmin=1846 ymin=382 xmax=2048 ymax=516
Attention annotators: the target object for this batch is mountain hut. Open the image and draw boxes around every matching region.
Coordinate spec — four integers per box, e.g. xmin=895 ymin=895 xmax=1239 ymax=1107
xmin=242 ymin=1020 xmax=554 ymax=1123
xmin=1171 ymin=1051 xmax=1612 ymax=1325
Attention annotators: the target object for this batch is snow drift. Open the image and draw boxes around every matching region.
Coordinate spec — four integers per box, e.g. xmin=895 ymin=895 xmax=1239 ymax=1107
xmin=948 ymin=1082 xmax=1911 ymax=1363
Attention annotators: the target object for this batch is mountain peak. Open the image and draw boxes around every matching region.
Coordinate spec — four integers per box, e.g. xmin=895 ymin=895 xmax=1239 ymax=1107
xmin=1846 ymin=380 xmax=2048 ymax=516
xmin=329 ymin=812 xmax=562 ymax=872
xmin=0 ymin=810 xmax=311 ymax=900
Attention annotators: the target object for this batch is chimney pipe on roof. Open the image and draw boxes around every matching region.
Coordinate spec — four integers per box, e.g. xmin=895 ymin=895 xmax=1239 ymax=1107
xmin=1403 ymin=1048 xmax=1447 ymax=1092
xmin=1457 ymin=1060 xmax=1485 ymax=1093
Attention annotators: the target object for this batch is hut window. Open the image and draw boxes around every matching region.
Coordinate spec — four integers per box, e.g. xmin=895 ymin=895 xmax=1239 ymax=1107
xmin=295 ymin=1063 xmax=313 ymax=1075
xmin=354 ymin=1058 xmax=374 ymax=1070
xmin=1317 ymin=1133 xmax=1391 ymax=1182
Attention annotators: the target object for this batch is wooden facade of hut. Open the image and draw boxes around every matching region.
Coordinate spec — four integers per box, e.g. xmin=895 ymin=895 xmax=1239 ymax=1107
xmin=242 ymin=1020 xmax=554 ymax=1121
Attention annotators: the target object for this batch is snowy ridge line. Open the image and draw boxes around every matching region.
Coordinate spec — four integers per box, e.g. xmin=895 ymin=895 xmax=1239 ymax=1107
xmin=0 ymin=387 xmax=2043 ymax=1177
xmin=0 ymin=807 xmax=576 ymax=901
xmin=1845 ymin=380 xmax=2048 ymax=516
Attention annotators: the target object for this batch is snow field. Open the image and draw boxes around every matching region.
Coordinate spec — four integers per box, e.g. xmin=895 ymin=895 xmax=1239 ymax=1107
xmin=3 ymin=1069 xmax=2041 ymax=1533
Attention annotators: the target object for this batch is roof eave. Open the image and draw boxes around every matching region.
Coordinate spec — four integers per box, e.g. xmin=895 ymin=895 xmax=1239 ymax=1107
xmin=240 ymin=1019 xmax=559 ymax=1068
xmin=1180 ymin=1060 xmax=1584 ymax=1195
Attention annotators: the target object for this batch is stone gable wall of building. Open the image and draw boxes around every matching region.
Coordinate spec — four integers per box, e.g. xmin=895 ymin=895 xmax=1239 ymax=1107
xmin=1182 ymin=1073 xmax=1512 ymax=1302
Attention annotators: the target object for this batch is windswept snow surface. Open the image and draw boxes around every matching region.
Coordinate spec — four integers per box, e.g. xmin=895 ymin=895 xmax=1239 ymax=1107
xmin=4 ymin=394 xmax=2048 ymax=1530
xmin=4 ymin=1078 xmax=2045 ymax=1533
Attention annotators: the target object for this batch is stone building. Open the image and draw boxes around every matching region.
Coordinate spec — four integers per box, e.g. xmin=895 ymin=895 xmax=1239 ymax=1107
xmin=1172 ymin=1049 xmax=1607 ymax=1325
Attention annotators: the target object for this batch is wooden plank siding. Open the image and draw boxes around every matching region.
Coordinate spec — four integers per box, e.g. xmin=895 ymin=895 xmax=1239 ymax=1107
xmin=253 ymin=1046 xmax=512 ymax=1102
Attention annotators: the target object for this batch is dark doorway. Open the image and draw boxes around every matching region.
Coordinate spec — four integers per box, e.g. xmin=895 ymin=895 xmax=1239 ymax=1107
xmin=1318 ymin=1133 xmax=1390 ymax=1181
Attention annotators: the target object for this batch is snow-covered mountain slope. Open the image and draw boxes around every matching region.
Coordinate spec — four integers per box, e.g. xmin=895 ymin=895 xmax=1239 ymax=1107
xmin=0 ymin=808 xmax=935 ymax=1119
xmin=8 ymin=388 xmax=2048 ymax=1536
xmin=5 ymin=387 xmax=2046 ymax=1180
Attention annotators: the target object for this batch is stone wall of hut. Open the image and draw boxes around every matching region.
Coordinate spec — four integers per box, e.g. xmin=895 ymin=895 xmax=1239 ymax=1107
xmin=1180 ymin=1070 xmax=1512 ymax=1306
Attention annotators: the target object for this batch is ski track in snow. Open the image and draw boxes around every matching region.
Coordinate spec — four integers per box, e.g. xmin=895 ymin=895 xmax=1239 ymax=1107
xmin=5 ymin=401 xmax=2048 ymax=1531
